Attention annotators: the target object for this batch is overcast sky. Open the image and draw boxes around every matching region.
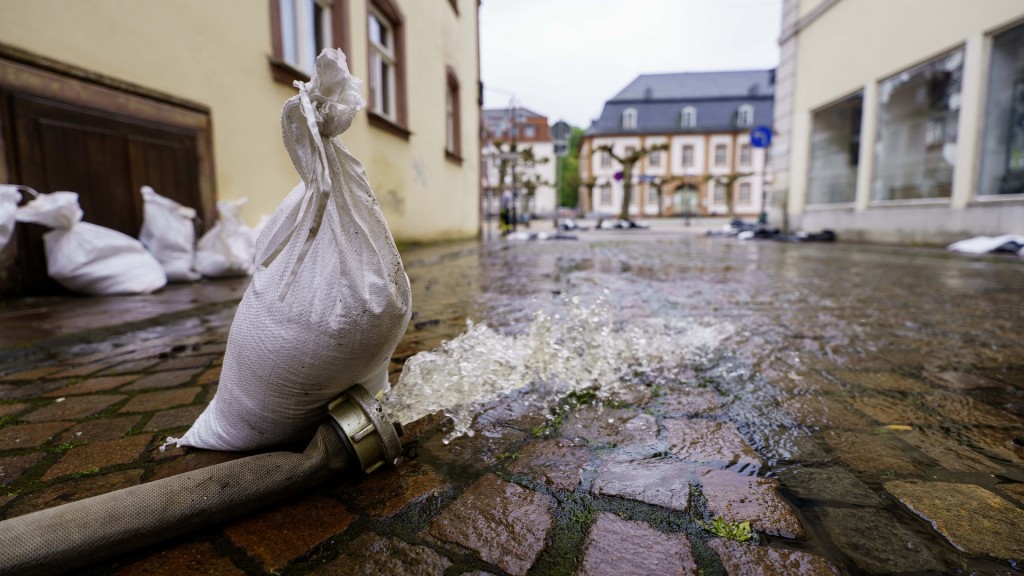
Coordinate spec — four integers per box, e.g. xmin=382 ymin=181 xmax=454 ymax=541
xmin=479 ymin=0 xmax=783 ymax=129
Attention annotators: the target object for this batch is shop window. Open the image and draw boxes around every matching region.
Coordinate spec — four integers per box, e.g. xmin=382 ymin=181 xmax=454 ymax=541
xmin=807 ymin=93 xmax=862 ymax=204
xmin=979 ymin=22 xmax=1024 ymax=196
xmin=873 ymin=48 xmax=963 ymax=201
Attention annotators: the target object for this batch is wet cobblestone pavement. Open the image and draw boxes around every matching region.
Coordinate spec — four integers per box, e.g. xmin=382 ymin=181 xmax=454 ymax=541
xmin=1 ymin=223 xmax=1024 ymax=575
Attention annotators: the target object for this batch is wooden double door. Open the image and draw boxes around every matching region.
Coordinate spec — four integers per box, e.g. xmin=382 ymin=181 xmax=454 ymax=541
xmin=0 ymin=56 xmax=214 ymax=297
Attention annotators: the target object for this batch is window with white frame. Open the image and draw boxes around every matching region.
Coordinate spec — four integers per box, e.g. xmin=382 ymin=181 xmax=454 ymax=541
xmin=600 ymin=149 xmax=611 ymax=168
xmin=523 ymin=125 xmax=536 ymax=138
xmin=647 ymin=186 xmax=658 ymax=204
xmin=681 ymin=106 xmax=697 ymax=128
xmin=739 ymin=143 xmax=751 ymax=166
xmin=714 ymin=182 xmax=726 ymax=203
xmin=622 ymin=108 xmax=638 ymax=129
xmin=600 ymin=183 xmax=612 ymax=205
xmin=368 ymin=7 xmax=398 ymax=120
xmin=682 ymin=144 xmax=694 ymax=167
xmin=739 ymin=182 xmax=751 ymax=204
xmin=276 ymin=0 xmax=335 ymax=75
xmin=624 ymin=145 xmax=635 ymax=158
xmin=649 ymin=149 xmax=661 ymax=167
xmin=737 ymin=104 xmax=754 ymax=127
xmin=714 ymin=144 xmax=727 ymax=166
xmin=808 ymin=93 xmax=862 ymax=204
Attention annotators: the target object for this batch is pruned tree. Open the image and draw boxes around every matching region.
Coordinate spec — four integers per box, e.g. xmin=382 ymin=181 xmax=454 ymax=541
xmin=595 ymin=143 xmax=669 ymax=221
xmin=710 ymin=172 xmax=753 ymax=219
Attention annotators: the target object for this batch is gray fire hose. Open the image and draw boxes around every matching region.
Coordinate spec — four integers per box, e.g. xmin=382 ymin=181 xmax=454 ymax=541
xmin=0 ymin=385 xmax=402 ymax=576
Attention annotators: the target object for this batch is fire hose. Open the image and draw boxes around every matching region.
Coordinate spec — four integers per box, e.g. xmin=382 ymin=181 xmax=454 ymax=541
xmin=0 ymin=384 xmax=403 ymax=576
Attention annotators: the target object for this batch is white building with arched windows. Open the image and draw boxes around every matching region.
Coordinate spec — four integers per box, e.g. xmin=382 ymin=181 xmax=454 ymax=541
xmin=580 ymin=70 xmax=775 ymax=219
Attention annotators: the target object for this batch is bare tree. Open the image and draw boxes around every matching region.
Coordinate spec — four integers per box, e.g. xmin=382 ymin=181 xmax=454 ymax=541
xmin=595 ymin=143 xmax=669 ymax=221
xmin=710 ymin=172 xmax=752 ymax=219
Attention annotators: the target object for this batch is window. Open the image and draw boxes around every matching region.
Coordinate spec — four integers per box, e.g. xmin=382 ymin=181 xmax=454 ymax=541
xmin=737 ymin=104 xmax=754 ymax=127
xmin=739 ymin=182 xmax=751 ymax=204
xmin=367 ymin=0 xmax=407 ymax=135
xmin=681 ymin=106 xmax=697 ymax=128
xmin=622 ymin=107 xmax=638 ymax=129
xmin=808 ymin=93 xmax=863 ymax=204
xmin=682 ymin=144 xmax=694 ymax=167
xmin=270 ymin=0 xmax=344 ymax=84
xmin=445 ymin=67 xmax=461 ymax=160
xmin=714 ymin=182 xmax=726 ymax=203
xmin=624 ymin=145 xmax=635 ymax=158
xmin=979 ymin=22 xmax=1024 ymax=196
xmin=600 ymin=183 xmax=612 ymax=205
xmin=649 ymin=149 xmax=661 ymax=167
xmin=523 ymin=125 xmax=536 ymax=138
xmin=739 ymin=143 xmax=751 ymax=166
xmin=600 ymin=149 xmax=611 ymax=168
xmin=647 ymin=186 xmax=659 ymax=204
xmin=874 ymin=48 xmax=963 ymax=201
xmin=714 ymin=144 xmax=727 ymax=166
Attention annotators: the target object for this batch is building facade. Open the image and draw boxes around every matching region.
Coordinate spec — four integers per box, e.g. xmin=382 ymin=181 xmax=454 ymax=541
xmin=580 ymin=71 xmax=774 ymax=219
xmin=0 ymin=0 xmax=480 ymax=296
xmin=774 ymin=0 xmax=1024 ymax=244
xmin=481 ymin=107 xmax=557 ymax=219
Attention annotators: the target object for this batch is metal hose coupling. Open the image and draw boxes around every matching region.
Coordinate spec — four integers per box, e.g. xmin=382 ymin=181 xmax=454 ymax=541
xmin=327 ymin=384 xmax=404 ymax=473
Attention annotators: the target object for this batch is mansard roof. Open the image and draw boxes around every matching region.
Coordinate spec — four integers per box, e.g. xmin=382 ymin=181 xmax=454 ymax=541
xmin=588 ymin=69 xmax=775 ymax=136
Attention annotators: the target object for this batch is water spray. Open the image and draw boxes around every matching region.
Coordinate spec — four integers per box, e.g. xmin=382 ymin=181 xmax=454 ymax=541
xmin=0 ymin=385 xmax=402 ymax=576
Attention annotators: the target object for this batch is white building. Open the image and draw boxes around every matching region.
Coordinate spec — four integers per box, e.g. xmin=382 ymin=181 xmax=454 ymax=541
xmin=482 ymin=108 xmax=557 ymax=218
xmin=580 ymin=71 xmax=775 ymax=219
xmin=773 ymin=0 xmax=1024 ymax=244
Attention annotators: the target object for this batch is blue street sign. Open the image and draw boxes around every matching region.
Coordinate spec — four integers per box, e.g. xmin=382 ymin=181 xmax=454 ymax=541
xmin=750 ymin=125 xmax=772 ymax=148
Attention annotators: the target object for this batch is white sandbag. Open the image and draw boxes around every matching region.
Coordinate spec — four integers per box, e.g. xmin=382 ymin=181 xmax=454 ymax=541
xmin=15 ymin=191 xmax=166 ymax=295
xmin=0 ymin=185 xmax=20 ymax=251
xmin=194 ymin=197 xmax=255 ymax=278
xmin=947 ymin=235 xmax=1024 ymax=255
xmin=175 ymin=49 xmax=411 ymax=451
xmin=139 ymin=185 xmax=201 ymax=282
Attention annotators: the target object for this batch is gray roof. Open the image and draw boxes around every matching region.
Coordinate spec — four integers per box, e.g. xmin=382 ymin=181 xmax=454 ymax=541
xmin=588 ymin=69 xmax=775 ymax=136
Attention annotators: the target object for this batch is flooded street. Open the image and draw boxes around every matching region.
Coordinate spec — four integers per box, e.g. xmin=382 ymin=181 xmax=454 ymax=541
xmin=397 ymin=226 xmax=1024 ymax=574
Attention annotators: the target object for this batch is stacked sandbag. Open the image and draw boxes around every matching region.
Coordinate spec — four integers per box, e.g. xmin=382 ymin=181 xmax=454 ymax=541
xmin=139 ymin=185 xmax=201 ymax=282
xmin=195 ymin=197 xmax=256 ymax=278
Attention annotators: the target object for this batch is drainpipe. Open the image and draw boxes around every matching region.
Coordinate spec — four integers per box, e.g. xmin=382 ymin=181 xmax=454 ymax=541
xmin=0 ymin=385 xmax=402 ymax=576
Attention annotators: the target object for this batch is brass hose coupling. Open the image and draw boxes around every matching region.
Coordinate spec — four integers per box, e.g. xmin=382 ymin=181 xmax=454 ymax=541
xmin=327 ymin=384 xmax=403 ymax=474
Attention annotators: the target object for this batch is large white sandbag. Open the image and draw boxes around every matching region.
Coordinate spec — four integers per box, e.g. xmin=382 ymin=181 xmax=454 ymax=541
xmin=194 ymin=197 xmax=255 ymax=278
xmin=139 ymin=185 xmax=201 ymax=282
xmin=0 ymin=185 xmax=20 ymax=251
xmin=15 ymin=192 xmax=166 ymax=295
xmin=175 ymin=49 xmax=411 ymax=451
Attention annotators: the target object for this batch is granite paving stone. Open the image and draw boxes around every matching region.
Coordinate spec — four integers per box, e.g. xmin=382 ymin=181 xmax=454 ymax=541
xmin=709 ymin=539 xmax=841 ymax=576
xmin=922 ymin=393 xmax=1024 ymax=427
xmin=320 ymin=532 xmax=452 ymax=576
xmin=655 ymin=387 xmax=725 ymax=417
xmin=42 ymin=434 xmax=153 ymax=480
xmin=561 ymin=407 xmax=660 ymax=451
xmin=0 ymin=402 xmax=27 ymax=417
xmin=224 ymin=494 xmax=356 ymax=572
xmin=156 ymin=355 xmax=215 ymax=371
xmin=591 ymin=456 xmax=697 ymax=511
xmin=999 ymin=483 xmax=1024 ymax=507
xmin=348 ymin=461 xmax=449 ymax=518
xmin=662 ymin=417 xmax=763 ymax=474
xmin=507 ymin=438 xmax=591 ymax=491
xmin=0 ymin=366 xmax=60 ymax=381
xmin=143 ymin=405 xmax=205 ymax=432
xmin=113 ymin=540 xmax=245 ymax=576
xmin=0 ymin=452 xmax=45 ymax=486
xmin=42 ymin=375 xmax=138 ymax=397
xmin=428 ymin=474 xmax=555 ymax=576
xmin=779 ymin=396 xmax=869 ymax=430
xmin=698 ymin=469 xmax=804 ymax=539
xmin=578 ymin=512 xmax=698 ymax=576
xmin=123 ymin=369 xmax=203 ymax=391
xmin=885 ymin=480 xmax=1024 ymax=559
xmin=822 ymin=430 xmax=924 ymax=474
xmin=899 ymin=427 xmax=1003 ymax=473
xmin=833 ymin=370 xmax=929 ymax=392
xmin=0 ymin=421 xmax=72 ymax=450
xmin=847 ymin=393 xmax=942 ymax=426
xmin=774 ymin=465 xmax=881 ymax=506
xmin=118 ymin=387 xmax=201 ymax=413
xmin=57 ymin=416 xmax=141 ymax=443
xmin=98 ymin=359 xmax=161 ymax=375
xmin=196 ymin=366 xmax=221 ymax=385
xmin=815 ymin=507 xmax=942 ymax=573
xmin=21 ymin=394 xmax=125 ymax=422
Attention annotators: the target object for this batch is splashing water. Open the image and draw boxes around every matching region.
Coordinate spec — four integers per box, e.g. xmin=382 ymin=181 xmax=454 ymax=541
xmin=383 ymin=295 xmax=734 ymax=443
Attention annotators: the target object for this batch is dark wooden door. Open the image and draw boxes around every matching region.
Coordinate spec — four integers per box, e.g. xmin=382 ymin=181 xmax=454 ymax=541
xmin=2 ymin=91 xmax=202 ymax=296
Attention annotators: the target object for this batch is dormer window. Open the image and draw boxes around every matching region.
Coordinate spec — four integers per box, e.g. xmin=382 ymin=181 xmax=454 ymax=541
xmin=737 ymin=104 xmax=754 ymax=127
xmin=622 ymin=107 xmax=638 ymax=129
xmin=681 ymin=106 xmax=697 ymax=128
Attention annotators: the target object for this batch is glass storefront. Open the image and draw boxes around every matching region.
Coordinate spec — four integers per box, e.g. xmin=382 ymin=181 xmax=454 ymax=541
xmin=807 ymin=93 xmax=862 ymax=204
xmin=873 ymin=48 xmax=963 ymax=201
xmin=979 ymin=22 xmax=1024 ymax=196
